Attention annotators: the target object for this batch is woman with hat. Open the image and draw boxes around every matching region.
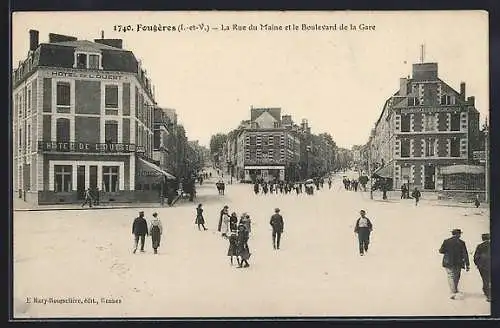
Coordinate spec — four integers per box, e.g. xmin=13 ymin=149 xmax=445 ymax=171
xmin=227 ymin=229 xmax=239 ymax=266
xmin=236 ymin=223 xmax=251 ymax=268
xmin=229 ymin=212 xmax=238 ymax=233
xmin=239 ymin=213 xmax=252 ymax=235
xmin=149 ymin=212 xmax=163 ymax=254
xmin=195 ymin=204 xmax=208 ymax=231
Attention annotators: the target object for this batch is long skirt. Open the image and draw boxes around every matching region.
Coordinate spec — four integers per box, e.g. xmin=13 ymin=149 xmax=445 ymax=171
xmin=151 ymin=228 xmax=161 ymax=249
xmin=237 ymin=243 xmax=251 ymax=260
xmin=195 ymin=215 xmax=205 ymax=225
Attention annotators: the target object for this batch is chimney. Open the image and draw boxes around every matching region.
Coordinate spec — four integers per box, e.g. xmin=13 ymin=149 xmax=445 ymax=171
xmin=29 ymin=30 xmax=39 ymax=51
xmin=467 ymin=96 xmax=475 ymax=106
xmin=49 ymin=33 xmax=77 ymax=43
xmin=399 ymin=77 xmax=408 ymax=96
xmin=94 ymin=39 xmax=123 ymax=49
xmin=460 ymin=82 xmax=466 ymax=100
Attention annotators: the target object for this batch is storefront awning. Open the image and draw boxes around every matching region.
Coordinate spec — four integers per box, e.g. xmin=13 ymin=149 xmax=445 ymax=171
xmin=137 ymin=157 xmax=176 ymax=180
xmin=373 ymin=164 xmax=393 ymax=178
xmin=440 ymin=165 xmax=485 ymax=175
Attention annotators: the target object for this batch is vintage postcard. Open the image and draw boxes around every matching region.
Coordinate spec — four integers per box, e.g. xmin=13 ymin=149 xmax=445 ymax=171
xmin=11 ymin=10 xmax=490 ymax=319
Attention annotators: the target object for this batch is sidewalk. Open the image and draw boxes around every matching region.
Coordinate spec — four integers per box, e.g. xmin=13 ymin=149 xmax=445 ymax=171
xmin=364 ymin=191 xmax=489 ymax=209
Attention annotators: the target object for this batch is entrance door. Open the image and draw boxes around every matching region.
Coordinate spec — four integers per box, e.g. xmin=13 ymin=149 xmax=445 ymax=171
xmin=424 ymin=164 xmax=436 ymax=190
xmin=77 ymin=165 xmax=86 ymax=200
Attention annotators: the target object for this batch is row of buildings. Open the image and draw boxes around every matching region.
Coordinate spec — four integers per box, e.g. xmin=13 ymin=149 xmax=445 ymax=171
xmin=218 ymin=107 xmax=335 ymax=183
xmin=357 ymin=61 xmax=486 ymax=195
xmin=13 ymin=30 xmax=203 ymax=205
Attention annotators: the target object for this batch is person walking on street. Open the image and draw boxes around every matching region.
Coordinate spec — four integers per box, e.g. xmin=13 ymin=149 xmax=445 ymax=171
xmin=354 ymin=210 xmax=373 ymax=256
xmin=254 ymin=182 xmax=260 ymax=195
xmin=229 ymin=212 xmax=238 ymax=233
xmin=132 ymin=211 xmax=148 ymax=253
xmin=218 ymin=205 xmax=229 ymax=234
xmin=412 ymin=187 xmax=421 ymax=206
xmin=474 ymin=194 xmax=481 ymax=208
xmin=240 ymin=213 xmax=252 ymax=236
xmin=149 ymin=212 xmax=163 ymax=254
xmin=401 ymin=184 xmax=407 ymax=200
xmin=221 ymin=208 xmax=231 ymax=238
xmin=81 ymin=187 xmax=93 ymax=208
xmin=473 ymin=233 xmax=491 ymax=302
xmin=270 ymin=208 xmax=284 ymax=250
xmin=236 ymin=223 xmax=251 ymax=268
xmin=227 ymin=231 xmax=239 ymax=266
xmin=328 ymin=178 xmax=332 ymax=189
xmin=195 ymin=204 xmax=208 ymax=231
xmin=439 ymin=229 xmax=470 ymax=300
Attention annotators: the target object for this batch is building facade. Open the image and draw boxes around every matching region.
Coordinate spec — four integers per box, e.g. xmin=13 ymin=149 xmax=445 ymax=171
xmin=367 ymin=62 xmax=481 ymax=190
xmin=13 ymin=30 xmax=166 ymax=204
xmin=234 ymin=108 xmax=301 ymax=182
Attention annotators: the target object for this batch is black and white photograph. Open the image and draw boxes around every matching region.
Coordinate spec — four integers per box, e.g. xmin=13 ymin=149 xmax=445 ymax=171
xmin=11 ymin=10 xmax=490 ymax=318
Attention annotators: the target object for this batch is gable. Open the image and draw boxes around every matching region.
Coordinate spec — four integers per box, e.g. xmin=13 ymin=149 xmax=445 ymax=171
xmin=254 ymin=111 xmax=278 ymax=128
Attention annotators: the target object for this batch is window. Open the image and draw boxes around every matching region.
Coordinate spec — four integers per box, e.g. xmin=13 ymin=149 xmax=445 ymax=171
xmin=153 ymin=130 xmax=161 ymax=150
xmin=89 ymin=55 xmax=100 ymax=69
xmin=76 ymin=54 xmax=87 ymax=69
xmin=54 ymin=165 xmax=72 ymax=192
xmin=423 ymin=114 xmax=436 ymax=131
xmin=274 ymin=135 xmax=280 ymax=145
xmin=425 ymin=138 xmax=436 ymax=157
xmin=27 ymin=86 xmax=32 ymax=112
xmin=408 ymin=97 xmax=420 ymax=106
xmin=400 ymin=114 xmax=410 ymax=132
xmin=27 ymin=124 xmax=31 ymax=150
xmin=105 ymin=85 xmax=119 ymax=115
xmin=23 ymin=88 xmax=27 ymax=118
xmin=56 ymin=118 xmax=70 ymax=142
xmin=102 ymin=166 xmax=119 ymax=192
xmin=104 ymin=121 xmax=118 ymax=143
xmin=450 ymin=138 xmax=460 ymax=157
xmin=441 ymin=95 xmax=455 ymax=105
xmin=56 ymin=82 xmax=71 ymax=113
xmin=401 ymin=139 xmax=410 ymax=158
xmin=450 ymin=113 xmax=460 ymax=131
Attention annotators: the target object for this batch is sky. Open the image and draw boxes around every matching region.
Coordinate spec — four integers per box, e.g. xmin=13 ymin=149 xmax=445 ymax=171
xmin=12 ymin=11 xmax=489 ymax=149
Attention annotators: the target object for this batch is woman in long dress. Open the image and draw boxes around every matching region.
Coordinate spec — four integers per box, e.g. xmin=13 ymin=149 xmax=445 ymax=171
xmin=149 ymin=212 xmax=163 ymax=254
xmin=227 ymin=232 xmax=239 ymax=266
xmin=195 ymin=204 xmax=208 ymax=231
xmin=236 ymin=223 xmax=251 ymax=268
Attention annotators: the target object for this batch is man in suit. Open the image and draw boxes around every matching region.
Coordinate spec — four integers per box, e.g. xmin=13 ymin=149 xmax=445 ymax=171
xmin=474 ymin=233 xmax=491 ymax=302
xmin=439 ymin=229 xmax=470 ymax=299
xmin=354 ymin=210 xmax=373 ymax=256
xmin=132 ymin=211 xmax=148 ymax=253
xmin=270 ymin=208 xmax=284 ymax=250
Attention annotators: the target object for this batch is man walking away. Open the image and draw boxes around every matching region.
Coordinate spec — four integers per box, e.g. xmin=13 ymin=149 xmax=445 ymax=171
xmin=132 ymin=211 xmax=148 ymax=253
xmin=473 ymin=233 xmax=491 ymax=302
xmin=439 ymin=229 xmax=470 ymax=300
xmin=354 ymin=210 xmax=373 ymax=256
xmin=412 ymin=187 xmax=421 ymax=206
xmin=474 ymin=194 xmax=481 ymax=208
xmin=270 ymin=208 xmax=284 ymax=250
xmin=81 ymin=188 xmax=93 ymax=208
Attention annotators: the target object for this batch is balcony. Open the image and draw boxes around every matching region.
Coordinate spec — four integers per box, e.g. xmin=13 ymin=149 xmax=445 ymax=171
xmin=37 ymin=141 xmax=145 ymax=154
xmin=244 ymin=158 xmax=286 ymax=166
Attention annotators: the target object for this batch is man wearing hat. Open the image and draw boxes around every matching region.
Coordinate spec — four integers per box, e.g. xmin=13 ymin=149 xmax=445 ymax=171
xmin=270 ymin=208 xmax=284 ymax=250
xmin=132 ymin=211 xmax=148 ymax=253
xmin=354 ymin=210 xmax=373 ymax=256
xmin=439 ymin=229 xmax=470 ymax=299
xmin=474 ymin=233 xmax=491 ymax=302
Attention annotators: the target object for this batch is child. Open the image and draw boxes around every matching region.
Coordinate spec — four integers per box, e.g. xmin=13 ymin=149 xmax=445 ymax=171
xmin=227 ymin=232 xmax=239 ymax=266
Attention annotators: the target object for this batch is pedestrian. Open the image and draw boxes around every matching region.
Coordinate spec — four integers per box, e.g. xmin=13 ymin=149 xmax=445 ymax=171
xmin=381 ymin=181 xmax=388 ymax=200
xmin=254 ymin=182 xmax=260 ymax=195
xmin=195 ymin=204 xmax=208 ymax=231
xmin=149 ymin=212 xmax=163 ymax=254
xmin=401 ymin=184 xmax=407 ymax=199
xmin=473 ymin=233 xmax=491 ymax=302
xmin=439 ymin=229 xmax=470 ymax=300
xmin=474 ymin=194 xmax=481 ymax=208
xmin=229 ymin=212 xmax=238 ymax=232
xmin=218 ymin=205 xmax=229 ymax=233
xmin=93 ymin=187 xmax=100 ymax=206
xmin=328 ymin=178 xmax=332 ymax=189
xmin=270 ymin=208 xmax=284 ymax=250
xmin=354 ymin=210 xmax=373 ymax=256
xmin=227 ymin=231 xmax=239 ymax=266
xmin=411 ymin=187 xmax=421 ymax=206
xmin=81 ymin=187 xmax=93 ymax=208
xmin=132 ymin=211 xmax=148 ymax=253
xmin=240 ymin=213 xmax=252 ymax=236
xmin=221 ymin=208 xmax=231 ymax=238
xmin=236 ymin=223 xmax=251 ymax=268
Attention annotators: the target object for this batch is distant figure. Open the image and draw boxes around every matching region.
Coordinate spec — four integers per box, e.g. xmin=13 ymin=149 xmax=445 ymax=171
xmin=473 ymin=233 xmax=491 ymax=302
xmin=81 ymin=188 xmax=93 ymax=208
xmin=195 ymin=204 xmax=208 ymax=231
xmin=227 ymin=231 xmax=239 ymax=266
xmin=474 ymin=195 xmax=481 ymax=208
xmin=401 ymin=184 xmax=407 ymax=199
xmin=149 ymin=212 xmax=163 ymax=254
xmin=381 ymin=182 xmax=388 ymax=200
xmin=328 ymin=178 xmax=332 ymax=189
xmin=439 ymin=229 xmax=470 ymax=300
xmin=132 ymin=211 xmax=148 ymax=254
xmin=412 ymin=188 xmax=421 ymax=206
xmin=236 ymin=223 xmax=251 ymax=268
xmin=270 ymin=208 xmax=284 ymax=250
xmin=354 ymin=210 xmax=373 ymax=256
xmin=254 ymin=182 xmax=260 ymax=195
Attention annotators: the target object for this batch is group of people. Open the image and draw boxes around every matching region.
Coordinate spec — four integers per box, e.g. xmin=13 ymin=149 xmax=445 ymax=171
xmin=216 ymin=180 xmax=226 ymax=195
xmin=131 ymin=211 xmax=164 ymax=254
xmin=217 ymin=205 xmax=252 ymax=268
xmin=343 ymin=178 xmax=360 ymax=192
xmin=252 ymin=177 xmax=332 ymax=196
xmin=81 ymin=187 xmax=100 ymax=208
xmin=400 ymin=184 xmax=422 ymax=205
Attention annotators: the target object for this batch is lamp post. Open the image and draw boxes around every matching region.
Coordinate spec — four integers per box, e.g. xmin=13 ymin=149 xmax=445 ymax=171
xmin=485 ymin=124 xmax=489 ymax=202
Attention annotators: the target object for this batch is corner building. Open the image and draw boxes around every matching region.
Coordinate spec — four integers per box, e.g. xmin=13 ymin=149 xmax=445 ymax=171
xmin=13 ymin=30 xmax=160 ymax=204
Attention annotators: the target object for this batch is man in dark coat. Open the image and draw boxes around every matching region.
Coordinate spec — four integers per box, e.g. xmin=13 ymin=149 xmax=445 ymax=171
xmin=439 ymin=229 xmax=470 ymax=299
xmin=473 ymin=233 xmax=491 ymax=302
xmin=412 ymin=187 xmax=421 ymax=206
xmin=132 ymin=211 xmax=148 ymax=253
xmin=354 ymin=210 xmax=373 ymax=256
xmin=270 ymin=208 xmax=284 ymax=250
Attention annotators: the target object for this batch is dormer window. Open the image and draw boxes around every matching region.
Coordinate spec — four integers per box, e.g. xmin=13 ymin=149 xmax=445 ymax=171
xmin=74 ymin=51 xmax=102 ymax=70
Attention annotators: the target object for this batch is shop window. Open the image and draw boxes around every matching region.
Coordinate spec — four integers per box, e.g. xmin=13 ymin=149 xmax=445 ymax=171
xmin=56 ymin=118 xmax=70 ymax=142
xmin=401 ymin=139 xmax=410 ymax=158
xmin=103 ymin=166 xmax=119 ymax=192
xmin=105 ymin=85 xmax=119 ymax=115
xmin=401 ymin=114 xmax=410 ymax=132
xmin=56 ymin=82 xmax=71 ymax=113
xmin=450 ymin=113 xmax=460 ymax=131
xmin=104 ymin=120 xmax=118 ymax=143
xmin=54 ymin=165 xmax=72 ymax=192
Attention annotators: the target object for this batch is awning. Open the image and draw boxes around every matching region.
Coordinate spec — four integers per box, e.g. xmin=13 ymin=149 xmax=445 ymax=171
xmin=373 ymin=164 xmax=393 ymax=178
xmin=440 ymin=165 xmax=485 ymax=175
xmin=137 ymin=157 xmax=176 ymax=180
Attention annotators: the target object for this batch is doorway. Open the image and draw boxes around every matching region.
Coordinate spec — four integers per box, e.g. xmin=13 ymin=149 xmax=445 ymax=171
xmin=77 ymin=165 xmax=85 ymax=200
xmin=424 ymin=164 xmax=436 ymax=190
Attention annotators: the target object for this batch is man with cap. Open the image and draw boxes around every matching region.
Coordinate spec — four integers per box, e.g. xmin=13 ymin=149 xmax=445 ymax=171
xmin=439 ymin=229 xmax=470 ymax=299
xmin=132 ymin=211 xmax=148 ymax=253
xmin=474 ymin=233 xmax=491 ymax=302
xmin=270 ymin=208 xmax=284 ymax=250
xmin=354 ymin=210 xmax=373 ymax=256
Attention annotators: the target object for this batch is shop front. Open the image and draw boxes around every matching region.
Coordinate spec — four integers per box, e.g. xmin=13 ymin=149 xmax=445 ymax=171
xmin=134 ymin=156 xmax=176 ymax=202
xmin=244 ymin=165 xmax=285 ymax=183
